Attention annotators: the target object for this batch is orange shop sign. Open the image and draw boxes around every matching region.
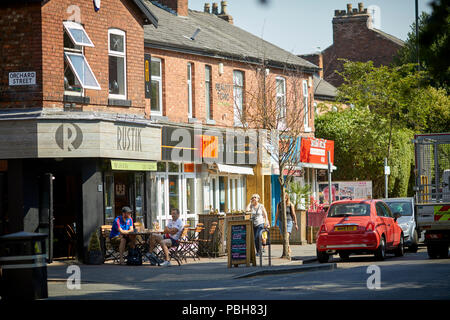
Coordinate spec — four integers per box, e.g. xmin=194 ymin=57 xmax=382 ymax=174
xmin=300 ymin=137 xmax=334 ymax=165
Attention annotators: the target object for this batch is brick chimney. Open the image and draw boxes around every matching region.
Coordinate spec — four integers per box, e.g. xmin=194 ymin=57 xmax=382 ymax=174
xmin=298 ymin=53 xmax=323 ymax=78
xmin=218 ymin=1 xmax=233 ymax=24
xmin=332 ymin=2 xmax=372 ymax=42
xmin=212 ymin=2 xmax=219 ymax=15
xmin=157 ymin=0 xmax=188 ymax=16
xmin=204 ymin=3 xmax=210 ymax=13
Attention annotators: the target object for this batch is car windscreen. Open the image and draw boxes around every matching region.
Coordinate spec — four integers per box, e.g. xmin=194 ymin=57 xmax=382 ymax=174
xmin=327 ymin=203 xmax=370 ymax=217
xmin=384 ymin=201 xmax=413 ymax=216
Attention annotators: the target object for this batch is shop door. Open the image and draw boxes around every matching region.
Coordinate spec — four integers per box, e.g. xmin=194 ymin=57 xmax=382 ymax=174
xmin=114 ymin=173 xmax=130 ymax=217
xmin=39 ymin=173 xmax=54 ymax=263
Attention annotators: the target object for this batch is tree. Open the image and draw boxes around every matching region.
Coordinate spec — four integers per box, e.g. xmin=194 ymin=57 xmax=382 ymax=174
xmin=393 ymin=0 xmax=450 ymax=92
xmin=235 ymin=61 xmax=310 ymax=259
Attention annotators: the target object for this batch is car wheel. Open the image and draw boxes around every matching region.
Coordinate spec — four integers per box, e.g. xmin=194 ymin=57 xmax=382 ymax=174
xmin=395 ymin=234 xmax=404 ymax=257
xmin=427 ymin=244 xmax=439 ymax=259
xmin=409 ymin=230 xmax=419 ymax=253
xmin=438 ymin=245 xmax=449 ymax=259
xmin=374 ymin=236 xmax=386 ymax=261
xmin=338 ymin=251 xmax=350 ymax=261
xmin=317 ymin=249 xmax=329 ymax=263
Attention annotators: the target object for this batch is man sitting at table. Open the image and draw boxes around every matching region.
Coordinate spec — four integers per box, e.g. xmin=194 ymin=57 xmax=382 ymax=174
xmin=109 ymin=206 xmax=137 ymax=265
xmin=147 ymin=208 xmax=183 ymax=267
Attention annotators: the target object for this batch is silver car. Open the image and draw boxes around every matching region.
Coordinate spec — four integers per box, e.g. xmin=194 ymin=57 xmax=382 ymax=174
xmin=383 ymin=197 xmax=419 ymax=252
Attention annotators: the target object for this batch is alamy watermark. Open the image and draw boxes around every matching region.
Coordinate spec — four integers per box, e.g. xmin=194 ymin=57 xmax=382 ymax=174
xmin=66 ymin=265 xmax=81 ymax=290
xmin=366 ymin=265 xmax=381 ymax=290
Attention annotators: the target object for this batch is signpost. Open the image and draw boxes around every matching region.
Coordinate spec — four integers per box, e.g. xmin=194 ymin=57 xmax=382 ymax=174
xmin=227 ymin=219 xmax=256 ymax=268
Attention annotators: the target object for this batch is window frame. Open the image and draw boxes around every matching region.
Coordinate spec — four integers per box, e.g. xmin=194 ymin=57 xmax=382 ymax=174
xmin=64 ymin=51 xmax=102 ymax=91
xmin=187 ymin=62 xmax=193 ymax=118
xmin=205 ymin=65 xmax=212 ymax=121
xmin=63 ymin=21 xmax=94 ymax=47
xmin=233 ymin=70 xmax=244 ymax=127
xmin=150 ymin=57 xmax=163 ymax=115
xmin=276 ymin=76 xmax=286 ymax=128
xmin=108 ymin=28 xmax=127 ymax=100
xmin=303 ymin=79 xmax=311 ymax=131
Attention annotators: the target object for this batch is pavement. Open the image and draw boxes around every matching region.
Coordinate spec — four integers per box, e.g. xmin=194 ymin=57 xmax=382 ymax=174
xmin=46 ymin=243 xmax=336 ymax=286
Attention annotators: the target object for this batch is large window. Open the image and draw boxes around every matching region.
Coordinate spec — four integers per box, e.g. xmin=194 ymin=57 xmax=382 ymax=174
xmin=233 ymin=70 xmax=244 ymax=127
xmin=151 ymin=58 xmax=163 ymax=115
xmin=63 ymin=21 xmax=100 ymax=95
xmin=187 ymin=63 xmax=193 ymax=118
xmin=276 ymin=77 xmax=286 ymax=129
xmin=205 ymin=65 xmax=212 ymax=120
xmin=108 ymin=29 xmax=126 ymax=100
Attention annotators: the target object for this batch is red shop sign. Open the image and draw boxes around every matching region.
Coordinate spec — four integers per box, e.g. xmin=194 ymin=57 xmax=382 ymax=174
xmin=300 ymin=137 xmax=334 ymax=165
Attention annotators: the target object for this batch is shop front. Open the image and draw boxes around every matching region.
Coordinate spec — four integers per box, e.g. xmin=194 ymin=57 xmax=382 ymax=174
xmin=158 ymin=125 xmax=257 ymax=227
xmin=0 ymin=115 xmax=161 ymax=262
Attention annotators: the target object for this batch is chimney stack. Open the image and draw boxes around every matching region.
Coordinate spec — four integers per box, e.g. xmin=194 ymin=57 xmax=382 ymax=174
xmin=347 ymin=3 xmax=352 ymax=14
xmin=204 ymin=3 xmax=210 ymax=13
xmin=212 ymin=2 xmax=219 ymax=15
xmin=358 ymin=2 xmax=364 ymax=12
xmin=218 ymin=1 xmax=233 ymax=24
xmin=156 ymin=0 xmax=188 ymax=16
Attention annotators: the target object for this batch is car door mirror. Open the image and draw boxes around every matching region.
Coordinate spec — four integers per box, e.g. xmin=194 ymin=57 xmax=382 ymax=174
xmin=393 ymin=212 xmax=401 ymax=221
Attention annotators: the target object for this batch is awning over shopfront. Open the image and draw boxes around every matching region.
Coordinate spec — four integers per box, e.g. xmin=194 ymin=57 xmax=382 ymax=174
xmin=299 ymin=162 xmax=337 ymax=171
xmin=111 ymin=160 xmax=157 ymax=171
xmin=216 ymin=163 xmax=254 ymax=175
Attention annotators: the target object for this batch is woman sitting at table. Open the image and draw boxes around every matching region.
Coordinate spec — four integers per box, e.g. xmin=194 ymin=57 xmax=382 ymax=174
xmin=146 ymin=208 xmax=183 ymax=267
xmin=109 ymin=206 xmax=137 ymax=265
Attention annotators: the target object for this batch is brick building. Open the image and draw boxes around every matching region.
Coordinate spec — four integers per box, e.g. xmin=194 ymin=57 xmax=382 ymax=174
xmin=302 ymin=2 xmax=404 ymax=88
xmin=0 ymin=0 xmax=322 ymax=260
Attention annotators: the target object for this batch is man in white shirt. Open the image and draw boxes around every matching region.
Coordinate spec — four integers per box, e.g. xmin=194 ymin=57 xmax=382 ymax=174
xmin=147 ymin=208 xmax=184 ymax=266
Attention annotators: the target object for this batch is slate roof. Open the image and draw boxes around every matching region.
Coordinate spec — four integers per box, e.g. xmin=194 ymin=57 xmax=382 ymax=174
xmin=142 ymin=1 xmax=318 ymax=72
xmin=313 ymin=75 xmax=337 ymax=100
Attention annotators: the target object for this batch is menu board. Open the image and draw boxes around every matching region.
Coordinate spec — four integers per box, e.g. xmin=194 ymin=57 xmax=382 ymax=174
xmin=227 ymin=219 xmax=256 ymax=268
xmin=231 ymin=225 xmax=247 ymax=260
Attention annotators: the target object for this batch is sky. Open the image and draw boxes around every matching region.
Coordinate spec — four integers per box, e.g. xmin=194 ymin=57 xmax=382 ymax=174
xmin=187 ymin=0 xmax=433 ymax=55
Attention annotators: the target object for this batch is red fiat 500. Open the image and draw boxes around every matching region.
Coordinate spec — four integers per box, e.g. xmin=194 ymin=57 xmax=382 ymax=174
xmin=316 ymin=199 xmax=404 ymax=262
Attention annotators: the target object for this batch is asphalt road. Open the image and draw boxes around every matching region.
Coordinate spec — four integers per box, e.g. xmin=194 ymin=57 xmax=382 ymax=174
xmin=47 ymin=246 xmax=450 ymax=300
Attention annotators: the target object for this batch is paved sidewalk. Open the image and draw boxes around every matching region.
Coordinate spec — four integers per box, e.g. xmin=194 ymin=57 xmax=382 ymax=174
xmin=47 ymin=244 xmax=321 ymax=284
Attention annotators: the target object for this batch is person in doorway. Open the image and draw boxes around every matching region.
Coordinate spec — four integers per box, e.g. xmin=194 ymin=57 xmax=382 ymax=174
xmin=246 ymin=194 xmax=269 ymax=256
xmin=146 ymin=208 xmax=184 ymax=267
xmin=275 ymin=192 xmax=298 ymax=254
xmin=109 ymin=206 xmax=137 ymax=265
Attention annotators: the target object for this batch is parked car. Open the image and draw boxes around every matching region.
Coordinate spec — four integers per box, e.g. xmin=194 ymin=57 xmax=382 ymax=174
xmin=316 ymin=199 xmax=404 ymax=262
xmin=383 ymin=197 xmax=419 ymax=252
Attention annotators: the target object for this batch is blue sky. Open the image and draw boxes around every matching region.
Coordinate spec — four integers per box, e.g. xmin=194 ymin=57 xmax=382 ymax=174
xmin=188 ymin=0 xmax=433 ymax=54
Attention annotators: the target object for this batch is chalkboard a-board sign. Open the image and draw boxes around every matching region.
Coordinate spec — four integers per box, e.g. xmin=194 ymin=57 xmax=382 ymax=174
xmin=227 ymin=219 xmax=256 ymax=267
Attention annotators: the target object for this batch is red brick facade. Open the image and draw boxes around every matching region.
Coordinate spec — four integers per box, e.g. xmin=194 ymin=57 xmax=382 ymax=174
xmin=0 ymin=0 xmax=149 ymax=115
xmin=322 ymin=3 xmax=403 ymax=87
xmin=148 ymin=48 xmax=315 ymax=132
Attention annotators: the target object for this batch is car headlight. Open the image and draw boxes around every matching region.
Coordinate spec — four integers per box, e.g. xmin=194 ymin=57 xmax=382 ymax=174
xmin=400 ymin=223 xmax=410 ymax=232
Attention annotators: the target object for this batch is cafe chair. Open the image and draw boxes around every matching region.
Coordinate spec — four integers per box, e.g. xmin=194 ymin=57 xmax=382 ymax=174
xmin=156 ymin=225 xmax=190 ymax=266
xmin=178 ymin=223 xmax=205 ymax=261
xmin=101 ymin=225 xmax=121 ymax=264
xmin=198 ymin=222 xmax=218 ymax=258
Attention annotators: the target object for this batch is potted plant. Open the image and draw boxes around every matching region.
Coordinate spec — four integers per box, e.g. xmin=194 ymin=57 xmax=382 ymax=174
xmin=87 ymin=229 xmax=103 ymax=265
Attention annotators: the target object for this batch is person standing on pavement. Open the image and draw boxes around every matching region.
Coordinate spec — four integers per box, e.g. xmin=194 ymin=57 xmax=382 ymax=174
xmin=147 ymin=208 xmax=184 ymax=267
xmin=275 ymin=192 xmax=298 ymax=254
xmin=109 ymin=206 xmax=137 ymax=265
xmin=247 ymin=194 xmax=269 ymax=256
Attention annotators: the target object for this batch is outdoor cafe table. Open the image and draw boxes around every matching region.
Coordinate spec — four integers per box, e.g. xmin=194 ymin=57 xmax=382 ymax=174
xmin=132 ymin=229 xmax=163 ymax=254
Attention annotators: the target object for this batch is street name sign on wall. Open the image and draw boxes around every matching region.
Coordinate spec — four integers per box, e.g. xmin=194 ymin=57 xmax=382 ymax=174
xmin=9 ymin=72 xmax=36 ymax=86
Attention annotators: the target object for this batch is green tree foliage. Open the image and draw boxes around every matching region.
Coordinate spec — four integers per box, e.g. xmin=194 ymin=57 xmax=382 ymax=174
xmin=315 ymin=108 xmax=414 ymax=198
xmin=393 ymin=1 xmax=450 ymax=92
xmin=316 ymin=60 xmax=449 ymax=197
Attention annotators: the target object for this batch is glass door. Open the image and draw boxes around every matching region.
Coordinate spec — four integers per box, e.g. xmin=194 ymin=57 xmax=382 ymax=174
xmin=184 ymin=174 xmax=197 ymax=226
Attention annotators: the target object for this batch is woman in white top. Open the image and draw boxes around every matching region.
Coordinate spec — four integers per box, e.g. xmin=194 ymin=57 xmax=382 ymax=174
xmin=246 ymin=193 xmax=269 ymax=256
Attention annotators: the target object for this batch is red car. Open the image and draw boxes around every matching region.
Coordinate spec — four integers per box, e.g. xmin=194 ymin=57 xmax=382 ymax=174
xmin=316 ymin=199 xmax=404 ymax=262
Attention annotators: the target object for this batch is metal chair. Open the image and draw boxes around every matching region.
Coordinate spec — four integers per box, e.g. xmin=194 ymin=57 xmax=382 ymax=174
xmin=101 ymin=225 xmax=121 ymax=263
xmin=178 ymin=223 xmax=205 ymax=261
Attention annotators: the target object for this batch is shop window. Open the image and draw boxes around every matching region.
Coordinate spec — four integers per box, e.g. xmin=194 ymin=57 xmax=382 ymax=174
xmin=104 ymin=173 xmax=114 ymax=224
xmin=63 ymin=21 xmax=100 ymax=95
xmin=134 ymin=173 xmax=145 ymax=225
xmin=186 ymin=177 xmax=195 ymax=215
xmin=169 ymin=175 xmax=180 ymax=211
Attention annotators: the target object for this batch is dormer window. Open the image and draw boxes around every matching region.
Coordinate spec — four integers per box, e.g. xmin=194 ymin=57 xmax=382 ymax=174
xmin=63 ymin=21 xmax=101 ymax=96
